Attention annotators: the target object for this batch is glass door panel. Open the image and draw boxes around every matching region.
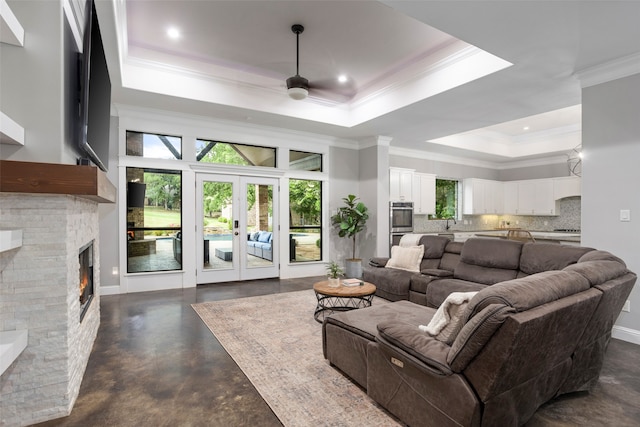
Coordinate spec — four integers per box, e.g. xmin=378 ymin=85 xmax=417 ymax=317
xmin=241 ymin=176 xmax=278 ymax=280
xmin=196 ymin=174 xmax=278 ymax=284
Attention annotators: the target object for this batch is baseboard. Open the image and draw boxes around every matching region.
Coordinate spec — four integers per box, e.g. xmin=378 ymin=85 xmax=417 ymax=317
xmin=612 ymin=325 xmax=640 ymax=345
xmin=100 ymin=285 xmax=121 ymax=295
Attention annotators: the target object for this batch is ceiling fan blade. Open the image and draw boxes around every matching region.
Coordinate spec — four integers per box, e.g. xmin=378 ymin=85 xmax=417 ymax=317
xmin=309 ymin=78 xmax=357 ymax=102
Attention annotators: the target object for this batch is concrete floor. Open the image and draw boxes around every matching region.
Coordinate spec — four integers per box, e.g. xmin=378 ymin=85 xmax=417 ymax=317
xmin=34 ymin=277 xmax=640 ymax=427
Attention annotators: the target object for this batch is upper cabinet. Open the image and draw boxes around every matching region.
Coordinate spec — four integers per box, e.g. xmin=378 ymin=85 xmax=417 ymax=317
xmin=503 ymin=181 xmax=519 ymax=215
xmin=465 ymin=177 xmax=577 ymax=216
xmin=463 ymin=179 xmax=504 ymax=215
xmin=553 ymin=176 xmax=581 ymax=199
xmin=390 ymin=167 xmax=414 ymax=202
xmin=413 ymin=173 xmax=436 ymax=215
xmin=517 ymin=179 xmax=555 ymax=215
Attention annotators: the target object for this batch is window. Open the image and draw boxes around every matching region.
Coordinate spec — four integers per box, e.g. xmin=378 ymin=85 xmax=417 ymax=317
xmin=430 ymin=179 xmax=458 ymax=219
xmin=126 ymin=167 xmax=182 ymax=273
xmin=289 ymin=150 xmax=322 ymax=171
xmin=126 ymin=131 xmax=182 ymax=160
xmin=289 ymin=179 xmax=322 ymax=262
xmin=196 ymin=139 xmax=276 ymax=167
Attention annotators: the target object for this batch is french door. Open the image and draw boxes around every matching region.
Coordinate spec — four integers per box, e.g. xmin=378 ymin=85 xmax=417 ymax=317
xmin=195 ymin=173 xmax=279 ymax=284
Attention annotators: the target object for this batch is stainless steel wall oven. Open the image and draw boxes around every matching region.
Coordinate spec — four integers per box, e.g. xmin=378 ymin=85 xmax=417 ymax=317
xmin=390 ymin=201 xmax=414 ymax=233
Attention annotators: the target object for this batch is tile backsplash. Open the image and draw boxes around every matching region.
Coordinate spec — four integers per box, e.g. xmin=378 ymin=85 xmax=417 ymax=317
xmin=413 ymin=197 xmax=581 ymax=233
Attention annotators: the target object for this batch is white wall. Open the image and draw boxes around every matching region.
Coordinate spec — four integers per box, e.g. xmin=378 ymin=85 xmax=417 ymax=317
xmin=0 ymin=0 xmax=78 ymax=165
xmin=582 ymin=72 xmax=640 ymax=343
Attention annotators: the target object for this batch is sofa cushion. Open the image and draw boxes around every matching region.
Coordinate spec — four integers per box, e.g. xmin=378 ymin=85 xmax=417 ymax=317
xmin=386 ymin=245 xmax=425 ymax=273
xmin=454 ymin=263 xmax=519 ymax=285
xmin=461 ymin=238 xmax=523 ymax=269
xmin=447 ymin=303 xmax=516 ymax=372
xmin=519 ymin=243 xmax=593 ymax=275
xmin=466 ymin=270 xmax=591 ymax=318
xmin=577 ymin=249 xmax=626 ymax=265
xmin=377 ymin=321 xmax=452 ymax=375
xmin=453 ymin=238 xmax=523 ymax=285
xmin=363 ymin=266 xmax=416 ymax=301
xmin=426 ymin=279 xmax=488 ymax=308
xmin=257 ymin=231 xmax=272 ymax=243
xmin=418 ymin=235 xmax=450 ymax=259
xmin=564 ymin=260 xmax=629 ymax=287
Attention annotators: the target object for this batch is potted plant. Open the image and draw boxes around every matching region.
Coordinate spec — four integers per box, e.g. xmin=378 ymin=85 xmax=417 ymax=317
xmin=325 ymin=260 xmax=343 ymax=287
xmin=331 ymin=194 xmax=369 ymax=279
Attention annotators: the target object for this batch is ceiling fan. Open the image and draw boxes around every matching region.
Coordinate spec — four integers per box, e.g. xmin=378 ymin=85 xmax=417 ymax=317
xmin=285 ymin=24 xmax=356 ymax=102
xmin=286 ymin=24 xmax=309 ymax=100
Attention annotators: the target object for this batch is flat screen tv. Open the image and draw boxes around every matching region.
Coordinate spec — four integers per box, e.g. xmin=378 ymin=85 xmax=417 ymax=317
xmin=78 ymin=0 xmax=111 ymax=172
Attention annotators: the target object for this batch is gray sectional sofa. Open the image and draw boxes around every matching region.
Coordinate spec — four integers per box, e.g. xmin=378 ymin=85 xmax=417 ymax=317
xmin=247 ymin=230 xmax=273 ymax=261
xmin=323 ymin=236 xmax=636 ymax=426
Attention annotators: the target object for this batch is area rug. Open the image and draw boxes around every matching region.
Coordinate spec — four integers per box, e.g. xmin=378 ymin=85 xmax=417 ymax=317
xmin=192 ymin=289 xmax=400 ymax=426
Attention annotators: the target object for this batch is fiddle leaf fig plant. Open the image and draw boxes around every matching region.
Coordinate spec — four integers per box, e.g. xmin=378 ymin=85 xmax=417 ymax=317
xmin=331 ymin=194 xmax=369 ymax=260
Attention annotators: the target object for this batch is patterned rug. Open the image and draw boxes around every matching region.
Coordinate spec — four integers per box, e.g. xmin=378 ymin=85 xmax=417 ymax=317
xmin=192 ymin=289 xmax=400 ymax=427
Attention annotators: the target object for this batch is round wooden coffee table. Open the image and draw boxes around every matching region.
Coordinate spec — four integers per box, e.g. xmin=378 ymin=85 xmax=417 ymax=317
xmin=313 ymin=280 xmax=376 ymax=323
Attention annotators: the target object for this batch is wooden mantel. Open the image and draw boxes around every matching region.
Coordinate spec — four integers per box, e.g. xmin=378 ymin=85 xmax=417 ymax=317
xmin=0 ymin=160 xmax=116 ymax=203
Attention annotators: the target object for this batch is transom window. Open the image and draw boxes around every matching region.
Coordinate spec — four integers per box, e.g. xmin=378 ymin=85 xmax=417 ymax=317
xmin=289 ymin=150 xmax=322 ymax=171
xmin=196 ymin=139 xmax=276 ymax=167
xmin=126 ymin=131 xmax=182 ymax=160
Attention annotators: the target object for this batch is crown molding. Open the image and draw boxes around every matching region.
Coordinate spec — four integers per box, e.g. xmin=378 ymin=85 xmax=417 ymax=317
xmin=389 ymin=146 xmax=568 ymax=170
xmin=575 ymin=52 xmax=640 ymax=88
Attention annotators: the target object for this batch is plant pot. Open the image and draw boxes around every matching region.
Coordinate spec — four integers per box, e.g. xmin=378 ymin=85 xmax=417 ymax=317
xmin=327 ymin=277 xmax=341 ymax=288
xmin=344 ymin=259 xmax=363 ymax=279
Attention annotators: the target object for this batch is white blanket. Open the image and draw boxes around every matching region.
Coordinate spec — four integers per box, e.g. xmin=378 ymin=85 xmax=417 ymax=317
xmin=419 ymin=291 xmax=478 ymax=343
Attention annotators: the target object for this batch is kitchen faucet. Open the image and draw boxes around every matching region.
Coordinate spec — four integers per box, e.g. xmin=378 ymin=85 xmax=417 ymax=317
xmin=445 ymin=217 xmax=457 ymax=231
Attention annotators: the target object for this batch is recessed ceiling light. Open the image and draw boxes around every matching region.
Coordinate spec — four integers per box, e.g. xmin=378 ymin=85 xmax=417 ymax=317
xmin=337 ymin=75 xmax=348 ymax=83
xmin=167 ymin=27 xmax=181 ymax=40
xmin=523 ymin=126 xmax=530 ymax=131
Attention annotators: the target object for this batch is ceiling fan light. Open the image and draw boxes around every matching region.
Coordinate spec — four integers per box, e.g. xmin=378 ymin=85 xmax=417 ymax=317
xmin=286 ymin=75 xmax=309 ymax=100
xmin=288 ymin=86 xmax=309 ymax=100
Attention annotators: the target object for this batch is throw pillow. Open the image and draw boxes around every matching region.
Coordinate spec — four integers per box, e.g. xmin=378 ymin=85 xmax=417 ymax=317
xmin=386 ymin=245 xmax=425 ymax=273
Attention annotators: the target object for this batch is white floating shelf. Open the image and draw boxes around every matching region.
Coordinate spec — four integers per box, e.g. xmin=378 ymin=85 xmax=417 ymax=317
xmin=0 ymin=111 xmax=25 ymax=145
xmin=0 ymin=229 xmax=23 ymax=252
xmin=0 ymin=0 xmax=24 ymax=47
xmin=0 ymin=330 xmax=28 ymax=375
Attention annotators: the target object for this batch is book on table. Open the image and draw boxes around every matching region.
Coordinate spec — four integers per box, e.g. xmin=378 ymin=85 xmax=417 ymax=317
xmin=342 ymin=278 xmax=364 ymax=287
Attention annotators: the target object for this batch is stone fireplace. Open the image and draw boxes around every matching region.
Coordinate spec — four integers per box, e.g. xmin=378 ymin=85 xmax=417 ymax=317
xmin=0 ymin=160 xmax=115 ymax=426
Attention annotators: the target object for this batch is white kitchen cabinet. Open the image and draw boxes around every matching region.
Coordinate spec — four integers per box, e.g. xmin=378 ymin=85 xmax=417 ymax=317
xmin=412 ymin=173 xmax=436 ymax=214
xmin=390 ymin=168 xmax=414 ymax=202
xmin=553 ymin=176 xmax=581 ymax=199
xmin=463 ymin=178 xmax=503 ymax=215
xmin=516 ymin=179 xmax=555 ymax=215
xmin=503 ymin=181 xmax=519 ymax=214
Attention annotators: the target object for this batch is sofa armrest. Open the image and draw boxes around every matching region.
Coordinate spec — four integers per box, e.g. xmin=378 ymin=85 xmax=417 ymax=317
xmin=377 ymin=321 xmax=452 ymax=375
xmin=369 ymin=257 xmax=390 ymax=267
xmin=420 ymin=268 xmax=453 ymax=278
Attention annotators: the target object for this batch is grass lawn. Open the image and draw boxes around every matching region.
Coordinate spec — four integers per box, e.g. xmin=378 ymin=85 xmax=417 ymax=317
xmin=143 ymin=206 xmax=227 ymax=228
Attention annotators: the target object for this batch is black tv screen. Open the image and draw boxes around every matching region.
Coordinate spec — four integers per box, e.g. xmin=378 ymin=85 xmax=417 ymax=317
xmin=78 ymin=0 xmax=111 ymax=172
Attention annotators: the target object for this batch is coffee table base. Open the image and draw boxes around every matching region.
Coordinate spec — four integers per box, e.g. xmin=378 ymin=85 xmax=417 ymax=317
xmin=313 ymin=293 xmax=374 ymax=323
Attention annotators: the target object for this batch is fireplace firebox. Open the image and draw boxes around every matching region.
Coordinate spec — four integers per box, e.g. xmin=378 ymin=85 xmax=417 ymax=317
xmin=79 ymin=241 xmax=94 ymax=322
